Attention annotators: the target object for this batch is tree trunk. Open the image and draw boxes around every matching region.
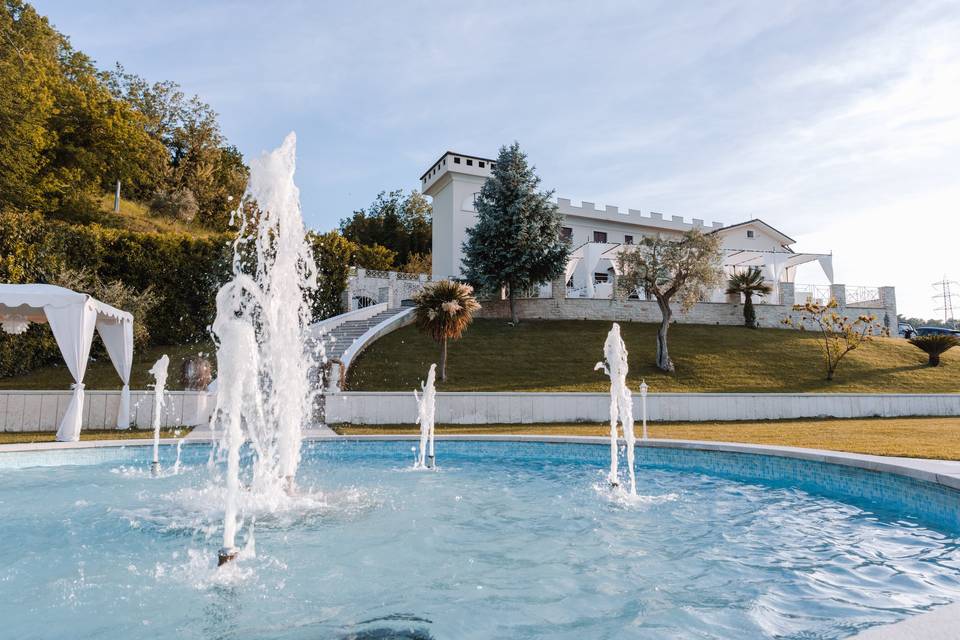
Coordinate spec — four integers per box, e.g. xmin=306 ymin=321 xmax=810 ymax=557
xmin=439 ymin=338 xmax=448 ymax=381
xmin=930 ymin=353 xmax=941 ymax=367
xmin=655 ymin=297 xmax=674 ymax=372
xmin=508 ymin=282 xmax=518 ymax=325
xmin=743 ymin=293 xmax=755 ymax=328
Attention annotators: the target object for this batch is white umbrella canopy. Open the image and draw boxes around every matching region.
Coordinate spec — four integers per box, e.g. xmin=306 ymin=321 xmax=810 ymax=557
xmin=0 ymin=284 xmax=135 ymax=441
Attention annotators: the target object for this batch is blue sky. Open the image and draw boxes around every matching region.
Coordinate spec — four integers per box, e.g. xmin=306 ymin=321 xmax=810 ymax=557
xmin=34 ymin=0 xmax=960 ymax=318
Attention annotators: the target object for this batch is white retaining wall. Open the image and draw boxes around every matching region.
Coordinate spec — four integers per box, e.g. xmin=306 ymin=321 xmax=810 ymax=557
xmin=324 ymin=392 xmax=960 ymax=425
xmin=0 ymin=390 xmax=213 ymax=432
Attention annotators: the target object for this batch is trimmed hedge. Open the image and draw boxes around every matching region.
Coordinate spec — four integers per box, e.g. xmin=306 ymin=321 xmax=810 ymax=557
xmin=0 ymin=210 xmax=232 ymax=375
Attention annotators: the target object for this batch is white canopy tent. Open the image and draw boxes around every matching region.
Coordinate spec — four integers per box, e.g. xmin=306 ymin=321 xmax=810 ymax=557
xmin=0 ymin=284 xmax=134 ymax=441
xmin=721 ymin=249 xmax=834 ymax=285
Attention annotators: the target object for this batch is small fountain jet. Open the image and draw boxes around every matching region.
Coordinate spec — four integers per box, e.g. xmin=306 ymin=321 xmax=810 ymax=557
xmin=594 ymin=323 xmax=637 ymax=495
xmin=148 ymin=354 xmax=170 ymax=477
xmin=414 ymin=364 xmax=437 ymax=469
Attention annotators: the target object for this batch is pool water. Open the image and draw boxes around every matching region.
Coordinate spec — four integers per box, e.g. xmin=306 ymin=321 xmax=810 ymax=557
xmin=1 ymin=440 xmax=958 ymax=639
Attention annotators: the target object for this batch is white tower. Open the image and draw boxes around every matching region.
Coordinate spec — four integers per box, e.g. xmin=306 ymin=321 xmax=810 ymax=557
xmin=420 ymin=151 xmax=495 ymax=278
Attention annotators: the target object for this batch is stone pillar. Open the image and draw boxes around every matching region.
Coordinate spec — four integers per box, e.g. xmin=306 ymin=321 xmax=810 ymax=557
xmin=880 ymin=286 xmax=897 ymax=335
xmin=779 ymin=282 xmax=795 ymax=307
xmin=830 ymin=284 xmax=846 ymax=307
xmin=388 ymin=272 xmax=398 ymax=308
xmin=552 ymin=274 xmax=566 ymax=300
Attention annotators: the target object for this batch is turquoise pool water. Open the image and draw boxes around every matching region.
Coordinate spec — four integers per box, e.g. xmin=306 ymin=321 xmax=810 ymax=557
xmin=0 ymin=440 xmax=958 ymax=639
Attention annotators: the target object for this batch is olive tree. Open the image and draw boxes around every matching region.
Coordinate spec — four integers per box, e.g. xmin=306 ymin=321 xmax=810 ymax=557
xmin=616 ymin=229 xmax=723 ymax=372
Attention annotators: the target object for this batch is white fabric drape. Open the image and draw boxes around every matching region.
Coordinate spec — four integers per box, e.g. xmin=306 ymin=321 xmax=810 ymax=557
xmin=97 ymin=318 xmax=134 ymax=429
xmin=0 ymin=284 xmax=135 ymax=441
xmin=818 ymin=255 xmax=835 ymax=284
xmin=45 ymin=301 xmax=98 ymax=442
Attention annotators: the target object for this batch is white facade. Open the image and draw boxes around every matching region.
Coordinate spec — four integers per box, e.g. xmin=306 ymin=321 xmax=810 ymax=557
xmin=422 ymin=151 xmax=835 ymax=303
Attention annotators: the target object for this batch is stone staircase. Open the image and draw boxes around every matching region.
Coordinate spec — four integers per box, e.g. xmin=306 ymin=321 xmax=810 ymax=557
xmin=322 ymin=307 xmax=407 ymax=361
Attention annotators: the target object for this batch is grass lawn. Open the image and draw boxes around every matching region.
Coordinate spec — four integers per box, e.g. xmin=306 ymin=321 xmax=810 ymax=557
xmin=0 ymin=342 xmax=216 ymax=391
xmin=333 ymin=417 xmax=960 ymax=460
xmin=0 ymin=427 xmax=192 ymax=445
xmin=347 ymin=319 xmax=959 ymax=393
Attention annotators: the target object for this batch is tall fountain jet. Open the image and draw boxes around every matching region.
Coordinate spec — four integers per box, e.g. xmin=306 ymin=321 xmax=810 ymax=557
xmin=209 ymin=133 xmax=321 ymax=566
xmin=414 ymin=364 xmax=437 ymax=469
xmin=595 ymin=323 xmax=637 ymax=495
xmin=149 ymin=354 xmax=170 ymax=477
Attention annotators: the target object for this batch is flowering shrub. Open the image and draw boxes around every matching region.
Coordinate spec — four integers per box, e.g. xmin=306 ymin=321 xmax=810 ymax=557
xmin=783 ymin=299 xmax=884 ymax=381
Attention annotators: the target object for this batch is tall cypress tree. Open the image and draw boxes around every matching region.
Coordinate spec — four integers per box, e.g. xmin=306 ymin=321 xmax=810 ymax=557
xmin=462 ymin=142 xmax=570 ymax=324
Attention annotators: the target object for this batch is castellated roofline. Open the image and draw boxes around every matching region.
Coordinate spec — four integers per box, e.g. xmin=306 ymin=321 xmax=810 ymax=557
xmin=556 ymin=197 xmax=724 ymax=230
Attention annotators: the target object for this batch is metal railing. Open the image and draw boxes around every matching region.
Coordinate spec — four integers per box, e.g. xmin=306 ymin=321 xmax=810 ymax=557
xmin=794 ymin=284 xmax=833 ymax=305
xmin=846 ymin=286 xmax=882 ymax=306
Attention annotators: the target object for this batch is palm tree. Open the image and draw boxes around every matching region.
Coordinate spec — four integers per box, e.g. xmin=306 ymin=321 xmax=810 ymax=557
xmin=725 ymin=267 xmax=772 ymax=328
xmin=909 ymin=334 xmax=959 ymax=367
xmin=412 ymin=280 xmax=481 ymax=381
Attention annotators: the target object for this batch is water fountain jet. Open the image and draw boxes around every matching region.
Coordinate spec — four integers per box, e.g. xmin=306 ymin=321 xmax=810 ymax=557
xmin=594 ymin=323 xmax=637 ymax=494
xmin=148 ymin=355 xmax=170 ymax=477
xmin=414 ymin=364 xmax=437 ymax=469
xmin=207 ymin=132 xmax=321 ymax=565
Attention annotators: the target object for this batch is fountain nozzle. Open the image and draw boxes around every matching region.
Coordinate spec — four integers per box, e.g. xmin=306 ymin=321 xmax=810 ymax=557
xmin=218 ymin=547 xmax=239 ymax=566
xmin=427 ymin=454 xmax=435 ymax=469
xmin=150 ymin=461 xmax=160 ymax=477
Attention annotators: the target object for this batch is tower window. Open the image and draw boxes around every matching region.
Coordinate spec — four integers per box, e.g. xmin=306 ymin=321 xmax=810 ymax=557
xmin=466 ymin=159 xmax=473 ymax=166
xmin=747 ymin=230 xmax=754 ymax=238
xmin=454 ymin=157 xmax=461 ymax=164
xmin=478 ymin=161 xmax=485 ymax=168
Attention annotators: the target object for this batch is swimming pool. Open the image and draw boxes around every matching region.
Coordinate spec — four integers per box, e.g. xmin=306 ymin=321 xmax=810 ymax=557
xmin=1 ymin=439 xmax=958 ymax=639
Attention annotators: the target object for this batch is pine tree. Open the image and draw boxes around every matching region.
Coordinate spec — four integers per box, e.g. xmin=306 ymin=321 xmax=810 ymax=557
xmin=462 ymin=142 xmax=570 ymax=324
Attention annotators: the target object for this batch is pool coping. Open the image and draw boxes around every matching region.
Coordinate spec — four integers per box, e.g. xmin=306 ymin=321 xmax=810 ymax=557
xmin=1 ymin=434 xmax=958 ymax=639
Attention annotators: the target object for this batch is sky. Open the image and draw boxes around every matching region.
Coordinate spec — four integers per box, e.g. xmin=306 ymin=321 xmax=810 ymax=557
xmin=33 ymin=0 xmax=960 ymax=319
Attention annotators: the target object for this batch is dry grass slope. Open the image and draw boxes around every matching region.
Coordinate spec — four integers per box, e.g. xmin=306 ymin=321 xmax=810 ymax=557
xmin=347 ymin=319 xmax=960 ymax=393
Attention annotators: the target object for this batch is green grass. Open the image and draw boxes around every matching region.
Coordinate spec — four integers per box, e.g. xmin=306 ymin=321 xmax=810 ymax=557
xmin=333 ymin=417 xmax=960 ymax=460
xmin=0 ymin=342 xmax=215 ymax=391
xmin=0 ymin=427 xmax=192 ymax=444
xmin=95 ymin=193 xmax=222 ymax=237
xmin=347 ymin=319 xmax=960 ymax=393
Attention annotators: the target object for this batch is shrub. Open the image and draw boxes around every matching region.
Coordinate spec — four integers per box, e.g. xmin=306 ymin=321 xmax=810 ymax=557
xmin=149 ymin=188 xmax=199 ymax=222
xmin=783 ymin=300 xmax=883 ymax=381
xmin=909 ymin=334 xmax=959 ymax=367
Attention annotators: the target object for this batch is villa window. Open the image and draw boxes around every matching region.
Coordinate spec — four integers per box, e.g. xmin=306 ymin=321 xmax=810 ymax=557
xmin=594 ymin=273 xmax=609 ymax=283
xmin=624 ymin=235 xmax=633 ymax=245
xmin=593 ymin=231 xmax=608 ymax=243
xmin=466 ymin=159 xmax=473 ymax=166
xmin=560 ymin=227 xmax=573 ymax=242
xmin=478 ymin=161 xmax=485 ymax=168
xmin=747 ymin=230 xmax=755 ymax=238
xmin=454 ymin=157 xmax=461 ymax=164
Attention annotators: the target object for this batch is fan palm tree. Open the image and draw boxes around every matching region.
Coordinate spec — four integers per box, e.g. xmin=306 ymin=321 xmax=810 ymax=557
xmin=909 ymin=334 xmax=959 ymax=367
xmin=412 ymin=280 xmax=481 ymax=381
xmin=725 ymin=267 xmax=772 ymax=328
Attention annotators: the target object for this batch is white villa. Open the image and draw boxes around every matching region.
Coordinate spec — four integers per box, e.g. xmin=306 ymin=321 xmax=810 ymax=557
xmin=345 ymin=150 xmax=896 ymax=330
xmin=422 ymin=151 xmax=834 ymax=304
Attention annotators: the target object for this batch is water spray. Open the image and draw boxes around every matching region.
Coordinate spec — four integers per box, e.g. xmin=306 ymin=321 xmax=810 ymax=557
xmin=148 ymin=355 xmax=170 ymax=477
xmin=595 ymin=323 xmax=637 ymax=495
xmin=414 ymin=364 xmax=437 ymax=469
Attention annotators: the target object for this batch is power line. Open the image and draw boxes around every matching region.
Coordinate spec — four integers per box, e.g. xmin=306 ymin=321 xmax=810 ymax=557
xmin=932 ymin=277 xmax=958 ymax=326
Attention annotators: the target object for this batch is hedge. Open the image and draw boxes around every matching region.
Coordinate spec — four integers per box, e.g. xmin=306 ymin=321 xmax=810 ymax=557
xmin=0 ymin=210 xmax=232 ymax=375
